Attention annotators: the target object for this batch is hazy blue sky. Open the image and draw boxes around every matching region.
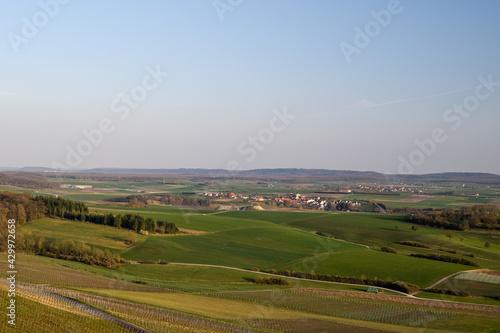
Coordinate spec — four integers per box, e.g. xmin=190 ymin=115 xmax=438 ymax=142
xmin=1 ymin=0 xmax=499 ymax=174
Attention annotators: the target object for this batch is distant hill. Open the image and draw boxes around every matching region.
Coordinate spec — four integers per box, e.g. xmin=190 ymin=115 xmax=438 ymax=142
xmin=82 ymin=168 xmax=500 ymax=183
xmin=0 ymin=172 xmax=59 ymax=189
xmin=2 ymin=167 xmax=500 ymax=184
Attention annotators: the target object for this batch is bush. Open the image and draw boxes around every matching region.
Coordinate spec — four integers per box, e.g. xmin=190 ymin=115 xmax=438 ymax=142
xmin=254 ymin=277 xmax=289 ymax=285
xmin=381 ymin=246 xmax=397 ymax=254
xmin=398 ymin=241 xmax=428 ymax=248
xmin=126 ymin=231 xmax=138 ymax=245
xmin=38 ymin=239 xmax=123 ymax=268
xmin=132 ymin=280 xmax=148 ymax=285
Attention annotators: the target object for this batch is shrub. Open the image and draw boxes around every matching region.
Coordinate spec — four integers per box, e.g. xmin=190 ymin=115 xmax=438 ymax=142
xmin=132 ymin=280 xmax=148 ymax=285
xmin=398 ymin=241 xmax=428 ymax=248
xmin=381 ymin=246 xmax=397 ymax=254
xmin=254 ymin=277 xmax=289 ymax=285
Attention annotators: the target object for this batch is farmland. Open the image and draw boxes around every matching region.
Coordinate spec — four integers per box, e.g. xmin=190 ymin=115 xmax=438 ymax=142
xmin=1 ymin=174 xmax=500 ymax=332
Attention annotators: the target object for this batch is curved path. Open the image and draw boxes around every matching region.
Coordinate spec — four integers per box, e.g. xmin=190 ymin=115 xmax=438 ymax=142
xmin=168 ymin=262 xmax=413 ymax=297
xmin=168 ymin=262 xmax=500 ymax=309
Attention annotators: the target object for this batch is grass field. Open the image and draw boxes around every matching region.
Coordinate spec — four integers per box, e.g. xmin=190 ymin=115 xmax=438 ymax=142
xmin=22 ymin=218 xmax=146 ymax=254
xmin=4 ymin=181 xmax=500 ymax=332
xmin=21 ymin=210 xmax=500 ymax=288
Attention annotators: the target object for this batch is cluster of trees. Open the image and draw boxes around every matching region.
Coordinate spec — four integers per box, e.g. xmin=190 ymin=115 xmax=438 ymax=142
xmin=0 ymin=191 xmax=46 ymax=223
xmin=15 ymin=229 xmax=122 ymax=267
xmin=61 ymin=211 xmax=178 ymax=234
xmin=37 ymin=196 xmax=88 ymax=217
xmin=410 ymin=254 xmax=479 ymax=267
xmin=406 ymin=206 xmax=498 ymax=231
xmin=109 ymin=193 xmax=210 ymax=207
xmin=40 ymin=240 xmax=123 ymax=267
xmin=0 ymin=172 xmax=59 ymax=189
xmin=265 ymin=269 xmax=420 ymax=294
xmin=36 ymin=196 xmax=178 ymax=234
xmin=0 ymin=192 xmax=46 ymax=252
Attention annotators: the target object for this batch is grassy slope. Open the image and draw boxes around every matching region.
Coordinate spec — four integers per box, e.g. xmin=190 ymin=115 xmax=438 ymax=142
xmin=122 ymin=225 xmax=362 ymax=268
xmin=22 ymin=218 xmax=146 ymax=253
xmin=20 ymin=209 xmax=500 ymax=288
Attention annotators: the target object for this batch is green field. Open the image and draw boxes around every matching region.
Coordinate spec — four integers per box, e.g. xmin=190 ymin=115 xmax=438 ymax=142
xmin=4 ymin=179 xmax=500 ymax=332
xmin=21 ymin=209 xmax=500 ymax=288
xmin=22 ymin=218 xmax=146 ymax=254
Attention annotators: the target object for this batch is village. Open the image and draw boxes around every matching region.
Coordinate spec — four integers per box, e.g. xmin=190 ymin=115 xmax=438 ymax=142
xmin=203 ymin=191 xmax=361 ymax=211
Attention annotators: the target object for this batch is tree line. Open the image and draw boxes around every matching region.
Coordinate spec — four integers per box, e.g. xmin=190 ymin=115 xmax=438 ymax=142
xmin=0 ymin=172 xmax=59 ymax=189
xmin=409 ymin=253 xmax=479 ymax=267
xmin=0 ymin=192 xmax=179 ymax=253
xmin=406 ymin=206 xmax=498 ymax=231
xmin=108 ymin=193 xmax=211 ymax=207
xmin=38 ymin=195 xmax=178 ymax=234
xmin=60 ymin=211 xmax=178 ymax=234
xmin=265 ymin=269 xmax=420 ymax=294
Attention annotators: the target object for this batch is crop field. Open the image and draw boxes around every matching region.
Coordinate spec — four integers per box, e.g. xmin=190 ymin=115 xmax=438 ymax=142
xmin=0 ymin=283 xmax=128 ymax=333
xmin=455 ymin=271 xmax=500 ymax=284
xmin=3 ymin=178 xmax=500 ymax=332
xmin=21 ymin=210 xmax=500 ymax=288
xmin=205 ymin=290 xmax=458 ymax=327
xmin=436 ymin=272 xmax=500 ymax=298
xmin=203 ymin=290 xmax=500 ymax=332
xmin=217 ymin=211 xmax=500 ymax=268
xmin=76 ymin=288 xmax=449 ymax=333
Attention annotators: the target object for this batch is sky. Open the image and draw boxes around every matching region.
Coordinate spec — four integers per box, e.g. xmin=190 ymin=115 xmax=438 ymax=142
xmin=1 ymin=0 xmax=499 ymax=174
